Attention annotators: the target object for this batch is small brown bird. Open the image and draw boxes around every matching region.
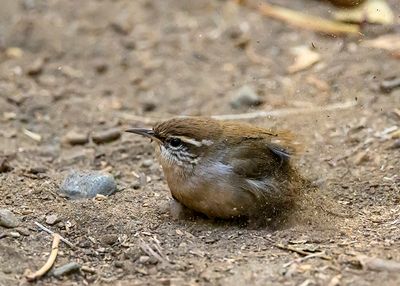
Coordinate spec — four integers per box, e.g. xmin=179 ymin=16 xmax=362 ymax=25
xmin=126 ymin=117 xmax=304 ymax=226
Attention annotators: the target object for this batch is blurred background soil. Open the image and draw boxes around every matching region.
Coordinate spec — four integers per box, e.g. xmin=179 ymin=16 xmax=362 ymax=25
xmin=0 ymin=0 xmax=399 ymax=285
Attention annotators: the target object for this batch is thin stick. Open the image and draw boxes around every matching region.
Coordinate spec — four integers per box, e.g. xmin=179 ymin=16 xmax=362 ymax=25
xmin=211 ymin=100 xmax=357 ymax=120
xmin=283 ymin=251 xmax=331 ymax=267
xmin=276 ymin=243 xmax=310 ymax=256
xmin=26 ymin=233 xmax=61 ymax=281
xmin=139 ymin=237 xmax=168 ymax=264
xmin=34 ymin=222 xmax=74 ymax=248
xmin=118 ymin=101 xmax=356 ymax=124
xmin=276 ymin=244 xmax=332 ymax=260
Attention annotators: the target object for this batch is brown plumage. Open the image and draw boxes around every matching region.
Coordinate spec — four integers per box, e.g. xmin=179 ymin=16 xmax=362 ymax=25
xmin=127 ymin=117 xmax=305 ymax=227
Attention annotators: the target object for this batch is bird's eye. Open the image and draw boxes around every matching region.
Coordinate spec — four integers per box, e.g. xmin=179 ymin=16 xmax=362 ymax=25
xmin=169 ymin=138 xmax=182 ymax=148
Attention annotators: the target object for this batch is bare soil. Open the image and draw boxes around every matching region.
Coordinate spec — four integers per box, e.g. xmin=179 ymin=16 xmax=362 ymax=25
xmin=0 ymin=0 xmax=399 ymax=285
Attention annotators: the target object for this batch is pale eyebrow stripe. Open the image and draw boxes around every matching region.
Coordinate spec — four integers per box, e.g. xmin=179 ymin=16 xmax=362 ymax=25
xmin=174 ymin=136 xmax=202 ymax=147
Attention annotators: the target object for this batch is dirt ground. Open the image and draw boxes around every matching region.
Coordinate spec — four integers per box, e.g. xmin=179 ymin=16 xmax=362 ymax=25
xmin=0 ymin=0 xmax=399 ymax=285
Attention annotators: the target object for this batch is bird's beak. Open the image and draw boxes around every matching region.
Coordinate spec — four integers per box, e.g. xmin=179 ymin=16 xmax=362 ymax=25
xmin=125 ymin=128 xmax=161 ymax=144
xmin=125 ymin=128 xmax=154 ymax=138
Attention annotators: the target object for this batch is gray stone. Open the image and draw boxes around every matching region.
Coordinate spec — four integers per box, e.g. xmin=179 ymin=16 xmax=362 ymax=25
xmin=59 ymin=171 xmax=116 ymax=199
xmin=46 ymin=214 xmax=60 ymax=225
xmin=63 ymin=130 xmax=89 ymax=145
xmin=141 ymin=159 xmax=153 ymax=168
xmin=101 ymin=234 xmax=118 ymax=245
xmin=15 ymin=227 xmax=30 ymax=236
xmin=0 ymin=209 xmax=20 ymax=228
xmin=230 ymin=85 xmax=262 ymax=109
xmin=53 ymin=262 xmax=81 ymax=277
xmin=92 ymin=128 xmax=121 ymax=144
xmin=139 ymin=256 xmax=150 ymax=264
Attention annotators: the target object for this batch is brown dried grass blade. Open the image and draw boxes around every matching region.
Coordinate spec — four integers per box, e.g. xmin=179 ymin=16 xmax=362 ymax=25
xmin=255 ymin=2 xmax=360 ymax=36
xmin=26 ymin=234 xmax=61 ymax=281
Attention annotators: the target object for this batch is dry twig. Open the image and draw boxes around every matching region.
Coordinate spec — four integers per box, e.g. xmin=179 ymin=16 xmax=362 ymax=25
xmin=284 ymin=251 xmax=332 ymax=267
xmin=250 ymin=2 xmax=360 ymax=35
xmin=23 ymin=129 xmax=42 ymax=142
xmin=118 ymin=101 xmax=356 ymax=124
xmin=211 ymin=100 xmax=356 ymax=120
xmin=139 ymin=236 xmax=169 ymax=264
xmin=26 ymin=234 xmax=60 ymax=281
xmin=276 ymin=244 xmax=332 ymax=261
xmin=34 ymin=222 xmax=74 ymax=248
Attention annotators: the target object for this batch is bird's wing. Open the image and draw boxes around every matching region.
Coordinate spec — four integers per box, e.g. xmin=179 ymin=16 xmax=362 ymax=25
xmin=221 ymin=139 xmax=291 ymax=180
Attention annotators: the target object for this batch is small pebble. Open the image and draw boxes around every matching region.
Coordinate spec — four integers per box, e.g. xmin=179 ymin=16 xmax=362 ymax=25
xmin=389 ymin=139 xmax=400 ymax=149
xmin=110 ymin=13 xmax=132 ymax=35
xmin=141 ymin=159 xmax=153 ymax=168
xmin=92 ymin=128 xmax=121 ymax=144
xmin=0 ymin=157 xmax=12 ymax=173
xmin=132 ymin=181 xmax=141 ymax=190
xmin=94 ymin=194 xmax=107 ymax=201
xmin=94 ymin=60 xmax=108 ymax=74
xmin=139 ymin=256 xmax=150 ymax=264
xmin=5 ymin=47 xmax=23 ymax=59
xmin=46 ymin=214 xmax=60 ymax=225
xmin=9 ymin=231 xmax=21 ymax=238
xmin=53 ymin=262 xmax=81 ymax=277
xmin=380 ymin=77 xmax=400 ymax=93
xmin=142 ymin=101 xmax=157 ymax=112
xmin=230 ymin=85 xmax=262 ymax=109
xmin=0 ymin=209 xmax=20 ymax=228
xmin=59 ymin=171 xmax=117 ymax=199
xmin=353 ymin=150 xmax=369 ymax=165
xmin=15 ymin=227 xmax=30 ymax=236
xmin=63 ymin=130 xmax=89 ymax=145
xmin=28 ymin=166 xmax=48 ymax=174
xmin=121 ymin=38 xmax=136 ymax=50
xmin=101 ymin=234 xmax=118 ymax=245
xmin=26 ymin=58 xmax=44 ymax=76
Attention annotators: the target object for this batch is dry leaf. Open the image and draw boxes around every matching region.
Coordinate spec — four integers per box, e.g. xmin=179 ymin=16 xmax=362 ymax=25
xmin=334 ymin=0 xmax=394 ymax=25
xmin=288 ymin=46 xmax=321 ymax=74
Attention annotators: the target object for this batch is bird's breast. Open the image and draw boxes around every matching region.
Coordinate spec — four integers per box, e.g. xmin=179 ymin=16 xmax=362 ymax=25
xmin=162 ymin=161 xmax=257 ymax=219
